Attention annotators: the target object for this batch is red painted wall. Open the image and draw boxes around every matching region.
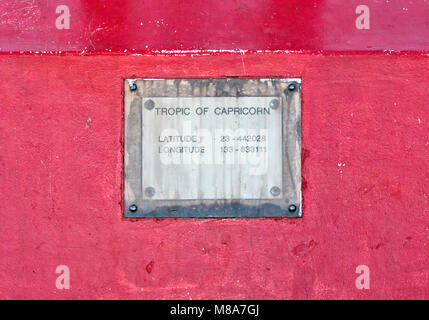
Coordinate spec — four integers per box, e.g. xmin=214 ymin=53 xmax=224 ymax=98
xmin=0 ymin=52 xmax=428 ymax=299
xmin=1 ymin=0 xmax=429 ymax=51
xmin=0 ymin=0 xmax=428 ymax=300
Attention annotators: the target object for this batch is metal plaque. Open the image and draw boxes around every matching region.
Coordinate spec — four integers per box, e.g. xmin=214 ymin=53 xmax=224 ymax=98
xmin=124 ymin=79 xmax=301 ymax=217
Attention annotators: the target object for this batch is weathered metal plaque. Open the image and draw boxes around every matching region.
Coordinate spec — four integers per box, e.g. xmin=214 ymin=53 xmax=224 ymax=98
xmin=142 ymin=96 xmax=283 ymax=200
xmin=124 ymin=79 xmax=301 ymax=218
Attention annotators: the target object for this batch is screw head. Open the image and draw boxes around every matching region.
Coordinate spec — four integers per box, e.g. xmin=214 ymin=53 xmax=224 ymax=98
xmin=287 ymin=83 xmax=296 ymax=91
xmin=269 ymin=99 xmax=279 ymax=109
xmin=145 ymin=187 xmax=156 ymax=197
xmin=144 ymin=99 xmax=155 ymax=110
xmin=288 ymin=204 xmax=297 ymax=213
xmin=129 ymin=204 xmax=138 ymax=212
xmin=270 ymin=186 xmax=281 ymax=197
xmin=129 ymin=82 xmax=137 ymax=91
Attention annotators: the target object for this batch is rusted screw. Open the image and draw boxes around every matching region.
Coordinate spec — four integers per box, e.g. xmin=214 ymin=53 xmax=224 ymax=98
xmin=270 ymin=186 xmax=281 ymax=197
xmin=144 ymin=99 xmax=155 ymax=110
xmin=288 ymin=204 xmax=297 ymax=213
xmin=145 ymin=187 xmax=156 ymax=197
xmin=129 ymin=204 xmax=138 ymax=212
xmin=269 ymin=99 xmax=279 ymax=109
xmin=129 ymin=82 xmax=137 ymax=91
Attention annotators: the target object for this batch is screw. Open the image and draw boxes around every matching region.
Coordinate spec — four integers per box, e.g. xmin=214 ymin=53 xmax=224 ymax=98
xmin=145 ymin=187 xmax=156 ymax=197
xmin=144 ymin=99 xmax=155 ymax=110
xmin=269 ymin=99 xmax=279 ymax=109
xmin=288 ymin=83 xmax=296 ymax=91
xmin=129 ymin=204 xmax=138 ymax=212
xmin=129 ymin=82 xmax=137 ymax=91
xmin=288 ymin=204 xmax=297 ymax=213
xmin=270 ymin=186 xmax=281 ymax=197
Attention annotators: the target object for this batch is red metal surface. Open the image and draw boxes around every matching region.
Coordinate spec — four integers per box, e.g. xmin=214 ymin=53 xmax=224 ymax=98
xmin=0 ymin=52 xmax=428 ymax=299
xmin=0 ymin=0 xmax=428 ymax=52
